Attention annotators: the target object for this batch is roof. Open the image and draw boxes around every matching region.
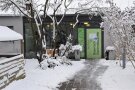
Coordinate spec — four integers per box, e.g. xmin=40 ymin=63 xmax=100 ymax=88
xmin=0 ymin=26 xmax=23 ymax=41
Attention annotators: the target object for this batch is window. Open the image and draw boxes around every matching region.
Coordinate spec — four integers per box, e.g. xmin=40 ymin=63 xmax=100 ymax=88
xmin=7 ymin=26 xmax=14 ymax=30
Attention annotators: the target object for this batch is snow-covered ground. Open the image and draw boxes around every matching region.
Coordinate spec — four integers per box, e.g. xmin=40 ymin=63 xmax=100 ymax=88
xmin=3 ymin=59 xmax=85 ymax=90
xmin=98 ymin=59 xmax=135 ymax=90
xmin=3 ymin=58 xmax=135 ymax=90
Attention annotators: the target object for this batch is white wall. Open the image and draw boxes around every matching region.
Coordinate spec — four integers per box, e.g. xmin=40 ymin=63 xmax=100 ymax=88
xmin=0 ymin=16 xmax=23 ymax=55
xmin=0 ymin=16 xmax=23 ymax=35
xmin=0 ymin=41 xmax=21 ymax=54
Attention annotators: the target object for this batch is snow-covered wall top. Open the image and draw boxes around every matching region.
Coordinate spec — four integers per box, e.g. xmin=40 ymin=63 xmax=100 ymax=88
xmin=106 ymin=46 xmax=115 ymax=51
xmin=0 ymin=26 xmax=23 ymax=41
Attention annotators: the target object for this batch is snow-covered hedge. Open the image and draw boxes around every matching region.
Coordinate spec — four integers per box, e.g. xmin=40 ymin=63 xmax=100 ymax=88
xmin=0 ymin=54 xmax=25 ymax=89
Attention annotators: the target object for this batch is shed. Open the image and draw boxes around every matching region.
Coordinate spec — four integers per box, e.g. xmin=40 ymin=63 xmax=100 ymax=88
xmin=0 ymin=26 xmax=23 ymax=57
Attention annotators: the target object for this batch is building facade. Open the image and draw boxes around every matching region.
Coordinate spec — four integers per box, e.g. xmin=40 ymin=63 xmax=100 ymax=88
xmin=23 ymin=14 xmax=104 ymax=59
xmin=0 ymin=14 xmax=111 ymax=59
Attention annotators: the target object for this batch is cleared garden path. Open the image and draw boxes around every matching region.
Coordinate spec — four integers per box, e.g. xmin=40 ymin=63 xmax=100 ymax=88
xmin=58 ymin=60 xmax=108 ymax=90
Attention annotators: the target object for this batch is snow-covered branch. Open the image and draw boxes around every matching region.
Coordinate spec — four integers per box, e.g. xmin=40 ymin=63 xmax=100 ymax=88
xmin=73 ymin=14 xmax=79 ymax=28
xmin=100 ymin=0 xmax=135 ymax=69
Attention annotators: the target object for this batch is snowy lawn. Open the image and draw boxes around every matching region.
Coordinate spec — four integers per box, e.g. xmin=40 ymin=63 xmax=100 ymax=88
xmin=98 ymin=59 xmax=135 ymax=90
xmin=3 ymin=59 xmax=85 ymax=90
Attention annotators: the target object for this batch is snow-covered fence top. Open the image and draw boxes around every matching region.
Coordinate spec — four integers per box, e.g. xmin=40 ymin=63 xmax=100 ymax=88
xmin=0 ymin=26 xmax=23 ymax=41
xmin=0 ymin=54 xmax=25 ymax=89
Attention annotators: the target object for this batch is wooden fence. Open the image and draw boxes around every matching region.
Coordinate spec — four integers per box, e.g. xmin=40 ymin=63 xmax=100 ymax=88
xmin=0 ymin=54 xmax=25 ymax=89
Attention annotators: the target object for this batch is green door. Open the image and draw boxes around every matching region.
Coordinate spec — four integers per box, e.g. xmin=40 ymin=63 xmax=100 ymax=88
xmin=87 ymin=28 xmax=102 ymax=59
xmin=78 ymin=28 xmax=85 ymax=58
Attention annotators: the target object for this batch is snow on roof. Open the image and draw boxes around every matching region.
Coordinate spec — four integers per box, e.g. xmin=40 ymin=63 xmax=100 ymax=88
xmin=0 ymin=26 xmax=23 ymax=41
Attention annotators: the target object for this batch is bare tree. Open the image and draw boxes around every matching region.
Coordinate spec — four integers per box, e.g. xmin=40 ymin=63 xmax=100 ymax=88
xmin=100 ymin=0 xmax=135 ymax=69
xmin=0 ymin=0 xmax=76 ymax=63
xmin=44 ymin=0 xmax=74 ymax=57
xmin=0 ymin=0 xmax=49 ymax=63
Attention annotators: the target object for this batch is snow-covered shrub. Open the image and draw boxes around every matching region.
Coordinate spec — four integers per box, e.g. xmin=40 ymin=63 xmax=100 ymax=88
xmin=59 ymin=44 xmax=66 ymax=56
xmin=59 ymin=44 xmax=66 ymax=50
xmin=40 ymin=57 xmax=60 ymax=69
xmin=40 ymin=34 xmax=73 ymax=69
xmin=61 ymin=56 xmax=72 ymax=65
xmin=40 ymin=56 xmax=72 ymax=69
xmin=59 ymin=34 xmax=73 ymax=57
xmin=65 ymin=34 xmax=72 ymax=52
xmin=40 ymin=60 xmax=49 ymax=70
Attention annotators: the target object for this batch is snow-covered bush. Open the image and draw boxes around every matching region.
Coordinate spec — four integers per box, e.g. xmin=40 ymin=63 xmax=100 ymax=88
xmin=59 ymin=34 xmax=73 ymax=56
xmin=40 ymin=57 xmax=60 ymax=69
xmin=40 ymin=55 xmax=72 ymax=69
xmin=40 ymin=33 xmax=74 ymax=69
xmin=59 ymin=44 xmax=66 ymax=56
xmin=60 ymin=56 xmax=72 ymax=65
xmin=59 ymin=44 xmax=66 ymax=50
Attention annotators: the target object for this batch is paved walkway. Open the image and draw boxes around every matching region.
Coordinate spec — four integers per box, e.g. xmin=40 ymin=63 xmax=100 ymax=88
xmin=58 ymin=60 xmax=108 ymax=90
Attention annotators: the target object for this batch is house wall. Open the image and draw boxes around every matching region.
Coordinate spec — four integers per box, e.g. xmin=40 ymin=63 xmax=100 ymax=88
xmin=0 ymin=16 xmax=23 ymax=35
xmin=0 ymin=16 xmax=23 ymax=54
xmin=0 ymin=41 xmax=21 ymax=54
xmin=23 ymin=15 xmax=103 ymax=59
